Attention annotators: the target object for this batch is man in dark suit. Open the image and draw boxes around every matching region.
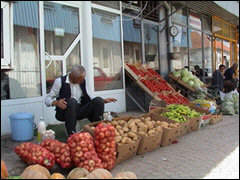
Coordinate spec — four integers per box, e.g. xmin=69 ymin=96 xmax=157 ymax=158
xmin=45 ymin=65 xmax=117 ymax=136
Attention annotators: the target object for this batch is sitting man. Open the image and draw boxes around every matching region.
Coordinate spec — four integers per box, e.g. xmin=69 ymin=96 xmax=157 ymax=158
xmin=45 ymin=65 xmax=117 ymax=136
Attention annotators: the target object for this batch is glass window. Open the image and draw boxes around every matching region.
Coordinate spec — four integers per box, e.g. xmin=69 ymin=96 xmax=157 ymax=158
xmin=189 ymin=12 xmax=201 ymax=31
xmin=172 ymin=24 xmax=188 ymax=69
xmin=46 ymin=60 xmax=63 ymax=93
xmin=144 ymin=23 xmax=159 ymax=70
xmin=44 ymin=2 xmax=80 ymax=56
xmin=123 ymin=16 xmax=142 ymax=64
xmin=66 ymin=42 xmax=81 ymax=73
xmin=203 ymin=34 xmax=212 ymax=76
xmin=92 ymin=1 xmax=120 ymax=10
xmin=189 ymin=29 xmax=202 ymax=71
xmin=92 ymin=8 xmax=123 ymax=91
xmin=215 ymin=38 xmax=222 ymax=71
xmin=223 ymin=40 xmax=230 ymax=68
xmin=1 ymin=1 xmax=41 ymax=100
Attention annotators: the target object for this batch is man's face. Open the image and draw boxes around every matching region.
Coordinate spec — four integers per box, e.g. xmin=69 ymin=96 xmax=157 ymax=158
xmin=70 ymin=72 xmax=86 ymax=84
xmin=220 ymin=67 xmax=225 ymax=73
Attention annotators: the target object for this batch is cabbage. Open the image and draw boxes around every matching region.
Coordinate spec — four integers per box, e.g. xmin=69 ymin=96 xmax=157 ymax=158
xmin=188 ymin=80 xmax=194 ymax=87
xmin=173 ymin=71 xmax=181 ymax=78
xmin=181 ymin=69 xmax=188 ymax=78
xmin=233 ymin=93 xmax=239 ymax=114
xmin=182 ymin=77 xmax=189 ymax=83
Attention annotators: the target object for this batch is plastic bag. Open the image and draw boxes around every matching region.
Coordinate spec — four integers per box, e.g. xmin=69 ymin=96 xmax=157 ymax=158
xmin=221 ymin=93 xmax=235 ymax=115
xmin=232 ymin=92 xmax=239 ymax=114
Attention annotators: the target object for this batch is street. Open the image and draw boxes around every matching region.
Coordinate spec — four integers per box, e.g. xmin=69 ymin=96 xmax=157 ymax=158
xmin=1 ymin=115 xmax=239 ymax=179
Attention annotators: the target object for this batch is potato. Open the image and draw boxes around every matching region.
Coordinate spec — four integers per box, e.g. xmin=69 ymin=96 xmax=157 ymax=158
xmin=128 ymin=121 xmax=136 ymax=128
xmin=145 ymin=117 xmax=151 ymax=121
xmin=128 ymin=132 xmax=137 ymax=138
xmin=148 ymin=129 xmax=156 ymax=135
xmin=123 ymin=127 xmax=129 ymax=132
xmin=121 ymin=137 xmax=128 ymax=144
xmin=116 ymin=125 xmax=122 ymax=130
xmin=156 ymin=126 xmax=162 ymax=132
xmin=115 ymin=136 xmax=122 ymax=143
xmin=131 ymin=126 xmax=138 ymax=133
xmin=138 ymin=131 xmax=146 ymax=136
xmin=112 ymin=121 xmax=118 ymax=126
xmin=119 ymin=130 xmax=124 ymax=135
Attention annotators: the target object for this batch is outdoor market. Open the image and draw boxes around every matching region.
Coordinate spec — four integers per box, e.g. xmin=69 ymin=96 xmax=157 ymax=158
xmin=1 ymin=1 xmax=239 ymax=179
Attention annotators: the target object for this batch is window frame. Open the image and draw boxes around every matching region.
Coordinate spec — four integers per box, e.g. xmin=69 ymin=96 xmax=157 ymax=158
xmin=1 ymin=1 xmax=11 ymax=68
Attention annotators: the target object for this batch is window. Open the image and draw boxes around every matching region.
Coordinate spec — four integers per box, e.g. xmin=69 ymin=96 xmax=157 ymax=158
xmin=189 ymin=12 xmax=201 ymax=31
xmin=123 ymin=16 xmax=142 ymax=64
xmin=92 ymin=8 xmax=123 ymax=91
xmin=44 ymin=2 xmax=81 ymax=92
xmin=1 ymin=2 xmax=10 ymax=67
xmin=92 ymin=1 xmax=120 ymax=10
xmin=144 ymin=23 xmax=159 ymax=70
xmin=172 ymin=7 xmax=187 ymax=26
xmin=189 ymin=29 xmax=202 ymax=71
xmin=1 ymin=1 xmax=41 ymax=100
xmin=44 ymin=2 xmax=80 ymax=56
xmin=203 ymin=34 xmax=212 ymax=76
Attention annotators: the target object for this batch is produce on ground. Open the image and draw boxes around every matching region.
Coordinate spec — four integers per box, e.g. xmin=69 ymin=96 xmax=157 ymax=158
xmin=14 ymin=143 xmax=55 ymax=169
xmin=20 ymin=164 xmax=51 ymax=179
xmin=86 ymin=168 xmax=113 ymax=179
xmin=67 ymin=168 xmax=89 ymax=179
xmin=162 ymin=104 xmax=201 ymax=122
xmin=50 ymin=173 xmax=65 ymax=179
xmin=40 ymin=139 xmax=72 ymax=169
xmin=94 ymin=123 xmax=116 ymax=170
xmin=67 ymin=132 xmax=103 ymax=172
xmin=114 ymin=171 xmax=137 ymax=179
xmin=1 ymin=160 xmax=8 ymax=179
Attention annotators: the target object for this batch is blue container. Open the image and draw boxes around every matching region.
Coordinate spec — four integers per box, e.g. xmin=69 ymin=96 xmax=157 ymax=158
xmin=9 ymin=112 xmax=35 ymax=141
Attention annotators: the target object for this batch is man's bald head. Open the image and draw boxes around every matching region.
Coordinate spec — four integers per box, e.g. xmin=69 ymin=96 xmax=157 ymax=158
xmin=69 ymin=65 xmax=86 ymax=84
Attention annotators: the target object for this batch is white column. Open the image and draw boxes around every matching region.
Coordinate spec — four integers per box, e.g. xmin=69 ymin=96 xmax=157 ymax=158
xmin=81 ymin=1 xmax=94 ymax=96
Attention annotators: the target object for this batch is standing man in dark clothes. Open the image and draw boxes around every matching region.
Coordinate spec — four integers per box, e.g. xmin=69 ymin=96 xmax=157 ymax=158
xmin=211 ymin=64 xmax=226 ymax=92
xmin=224 ymin=63 xmax=238 ymax=81
xmin=45 ymin=65 xmax=117 ymax=136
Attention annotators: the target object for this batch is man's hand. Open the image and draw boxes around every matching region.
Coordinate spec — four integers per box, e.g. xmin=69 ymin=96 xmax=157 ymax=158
xmin=104 ymin=98 xmax=117 ymax=104
xmin=53 ymin=98 xmax=67 ymax=110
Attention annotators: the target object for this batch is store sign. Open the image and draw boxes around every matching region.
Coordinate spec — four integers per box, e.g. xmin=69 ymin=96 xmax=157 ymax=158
xmin=54 ymin=28 xmax=65 ymax=37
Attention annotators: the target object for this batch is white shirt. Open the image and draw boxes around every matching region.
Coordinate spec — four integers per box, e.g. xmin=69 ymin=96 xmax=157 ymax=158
xmin=45 ymin=75 xmax=83 ymax=107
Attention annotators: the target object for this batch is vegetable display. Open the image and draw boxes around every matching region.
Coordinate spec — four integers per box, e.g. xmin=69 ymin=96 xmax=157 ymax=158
xmin=40 ymin=139 xmax=72 ymax=169
xmin=94 ymin=123 xmax=116 ymax=170
xmin=127 ymin=64 xmax=189 ymax=105
xmin=172 ymin=68 xmax=204 ymax=89
xmin=67 ymin=132 xmax=103 ymax=172
xmin=162 ymin=104 xmax=201 ymax=122
xmin=14 ymin=143 xmax=55 ymax=169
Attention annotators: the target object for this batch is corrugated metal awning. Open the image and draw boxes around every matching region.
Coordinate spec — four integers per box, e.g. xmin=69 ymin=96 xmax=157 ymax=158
xmin=172 ymin=1 xmax=239 ymax=26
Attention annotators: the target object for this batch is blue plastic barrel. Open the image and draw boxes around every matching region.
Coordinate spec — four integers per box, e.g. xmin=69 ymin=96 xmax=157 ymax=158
xmin=9 ymin=112 xmax=35 ymax=141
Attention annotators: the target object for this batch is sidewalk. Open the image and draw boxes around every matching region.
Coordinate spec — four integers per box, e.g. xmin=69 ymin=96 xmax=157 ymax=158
xmin=1 ymin=114 xmax=239 ymax=179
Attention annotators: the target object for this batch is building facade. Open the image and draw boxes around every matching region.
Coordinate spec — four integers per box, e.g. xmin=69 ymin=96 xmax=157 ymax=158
xmin=1 ymin=1 xmax=239 ymax=135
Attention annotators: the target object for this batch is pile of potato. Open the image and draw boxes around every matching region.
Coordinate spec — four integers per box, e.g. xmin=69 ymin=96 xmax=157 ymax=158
xmin=106 ymin=116 xmax=164 ymax=145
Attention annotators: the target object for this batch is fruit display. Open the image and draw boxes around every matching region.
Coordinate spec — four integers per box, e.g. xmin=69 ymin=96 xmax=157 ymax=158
xmin=40 ymin=139 xmax=72 ymax=169
xmin=162 ymin=104 xmax=201 ymax=123
xmin=94 ymin=123 xmax=116 ymax=170
xmin=14 ymin=143 xmax=55 ymax=169
xmin=67 ymin=132 xmax=103 ymax=172
xmin=158 ymin=93 xmax=189 ymax=105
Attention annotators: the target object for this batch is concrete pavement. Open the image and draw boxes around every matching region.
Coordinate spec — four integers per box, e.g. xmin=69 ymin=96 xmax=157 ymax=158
xmin=1 ymin=114 xmax=239 ymax=179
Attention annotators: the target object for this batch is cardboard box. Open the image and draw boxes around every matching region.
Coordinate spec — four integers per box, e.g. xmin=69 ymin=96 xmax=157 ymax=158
xmin=178 ymin=120 xmax=190 ymax=137
xmin=116 ymin=138 xmax=141 ymax=165
xmin=187 ymin=117 xmax=201 ymax=132
xmin=136 ymin=128 xmax=163 ymax=155
xmin=147 ymin=108 xmax=180 ymax=147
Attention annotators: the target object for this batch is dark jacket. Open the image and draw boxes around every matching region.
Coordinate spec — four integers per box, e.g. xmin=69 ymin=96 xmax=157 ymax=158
xmin=224 ymin=67 xmax=234 ymax=81
xmin=55 ymin=75 xmax=91 ymax=121
xmin=212 ymin=70 xmax=224 ymax=91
